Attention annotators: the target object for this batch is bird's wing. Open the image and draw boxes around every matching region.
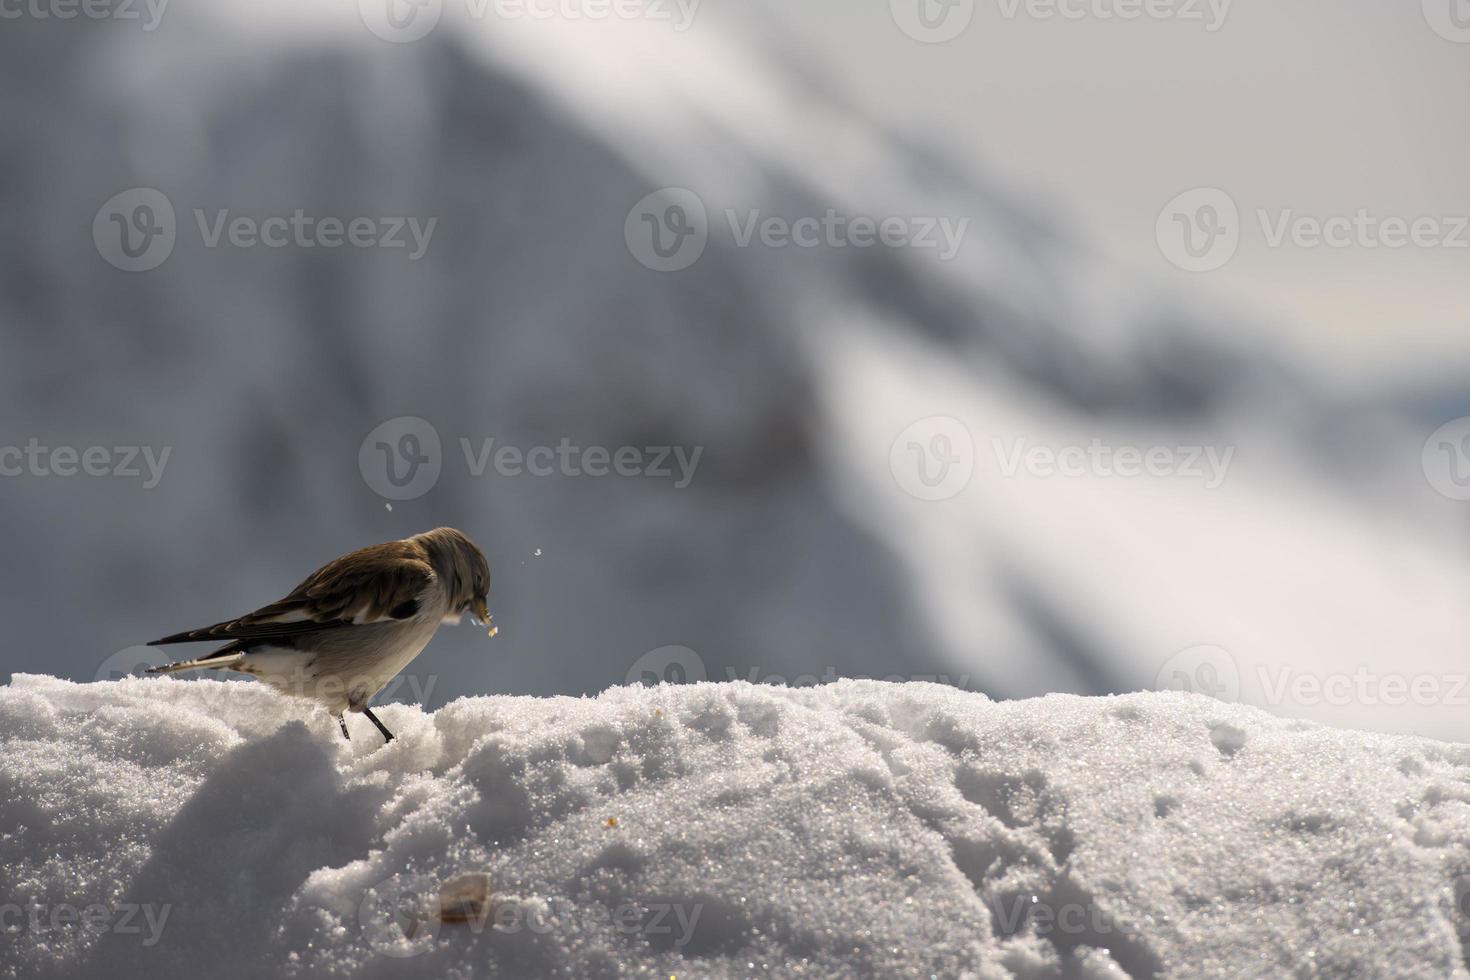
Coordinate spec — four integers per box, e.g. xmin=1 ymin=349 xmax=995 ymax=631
xmin=149 ymin=540 xmax=436 ymax=646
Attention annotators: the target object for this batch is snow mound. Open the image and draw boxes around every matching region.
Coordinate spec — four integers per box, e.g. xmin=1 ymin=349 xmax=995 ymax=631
xmin=3 ymin=673 xmax=1470 ymax=979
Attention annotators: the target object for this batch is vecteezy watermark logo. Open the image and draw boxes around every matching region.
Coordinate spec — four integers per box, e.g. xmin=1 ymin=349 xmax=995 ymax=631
xmin=359 ymin=0 xmax=442 ymax=42
xmin=94 ymin=646 xmax=163 ymax=682
xmin=992 ymin=437 xmax=1235 ymax=488
xmin=890 ymin=416 xmax=975 ymax=502
xmin=1453 ymin=875 xmax=1470 ymax=920
xmin=1156 ymin=187 xmax=1240 ymax=272
xmin=1423 ymin=0 xmax=1470 ymax=42
xmin=94 ymin=188 xmax=177 ymax=272
xmin=1155 ymin=644 xmax=1240 ymax=702
xmin=625 ymin=188 xmax=709 ymax=273
xmin=890 ymin=0 xmax=974 ymax=42
xmin=0 ymin=0 xmax=169 ymax=30
xmin=1423 ymin=418 xmax=1470 ymax=501
xmin=359 ymin=417 xmax=444 ymax=502
xmin=625 ymin=645 xmax=708 ymax=686
xmin=359 ymin=872 xmax=443 ymax=957
xmin=0 ymin=439 xmax=171 ymax=488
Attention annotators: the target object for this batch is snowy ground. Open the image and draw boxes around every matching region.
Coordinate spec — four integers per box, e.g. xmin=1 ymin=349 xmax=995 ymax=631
xmin=3 ymin=674 xmax=1470 ymax=979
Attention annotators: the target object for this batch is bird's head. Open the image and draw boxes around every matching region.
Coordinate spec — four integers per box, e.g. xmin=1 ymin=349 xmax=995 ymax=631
xmin=416 ymin=527 xmax=492 ymax=632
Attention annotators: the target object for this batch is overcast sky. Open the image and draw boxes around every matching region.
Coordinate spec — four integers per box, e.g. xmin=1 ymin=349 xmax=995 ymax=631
xmin=747 ymin=0 xmax=1469 ymax=366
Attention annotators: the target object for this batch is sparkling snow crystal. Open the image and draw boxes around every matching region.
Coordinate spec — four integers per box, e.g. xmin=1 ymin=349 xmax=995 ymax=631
xmin=2 ymin=674 xmax=1469 ymax=978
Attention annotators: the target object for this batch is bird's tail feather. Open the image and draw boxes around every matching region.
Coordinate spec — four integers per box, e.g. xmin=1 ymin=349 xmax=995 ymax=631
xmin=147 ymin=654 xmax=245 ymax=675
xmin=146 ymin=643 xmax=246 ymax=675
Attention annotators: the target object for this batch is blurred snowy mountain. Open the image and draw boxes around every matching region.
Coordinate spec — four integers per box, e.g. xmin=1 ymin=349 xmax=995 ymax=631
xmin=1 ymin=7 xmax=1467 ymax=737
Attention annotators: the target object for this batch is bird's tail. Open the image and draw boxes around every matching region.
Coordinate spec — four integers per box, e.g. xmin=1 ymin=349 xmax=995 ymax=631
xmin=147 ymin=656 xmax=244 ymax=675
xmin=146 ymin=643 xmax=246 ymax=675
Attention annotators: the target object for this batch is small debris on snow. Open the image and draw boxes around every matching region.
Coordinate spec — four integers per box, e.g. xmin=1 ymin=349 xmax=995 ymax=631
xmin=435 ymin=872 xmax=494 ymax=926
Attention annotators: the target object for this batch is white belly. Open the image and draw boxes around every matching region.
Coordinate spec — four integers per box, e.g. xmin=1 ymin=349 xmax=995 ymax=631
xmin=233 ymin=617 xmax=441 ymax=714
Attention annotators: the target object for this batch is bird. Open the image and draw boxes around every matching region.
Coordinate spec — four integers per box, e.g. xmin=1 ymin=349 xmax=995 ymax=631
xmin=146 ymin=527 xmax=493 ymax=743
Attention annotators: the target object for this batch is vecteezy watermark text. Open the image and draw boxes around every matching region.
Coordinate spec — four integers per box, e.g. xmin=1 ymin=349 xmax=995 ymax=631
xmin=474 ymin=896 xmax=703 ymax=945
xmin=357 ymin=871 xmax=705 ymax=958
xmin=624 ymin=645 xmax=975 ymax=691
xmin=993 ymin=0 xmax=1230 ymax=30
xmin=725 ymin=210 xmax=969 ymax=261
xmin=1257 ymin=666 xmax=1470 ymax=708
xmin=358 ymin=0 xmax=701 ymax=44
xmin=460 ymin=437 xmax=701 ymax=487
xmin=359 ymin=417 xmax=702 ymax=501
xmin=1155 ymin=645 xmax=1470 ymax=708
xmin=0 ymin=439 xmax=170 ymax=489
xmin=993 ymin=437 xmax=1235 ymax=488
xmin=99 ymin=646 xmax=438 ymax=710
xmin=194 ymin=210 xmax=436 ymax=260
xmin=987 ymin=893 xmax=1140 ymax=942
xmin=0 ymin=0 xmax=168 ymax=30
xmin=1 ymin=901 xmax=171 ymax=947
xmin=624 ymin=188 xmax=970 ymax=272
xmin=469 ymin=0 xmax=698 ymax=28
xmin=889 ymin=0 xmax=1229 ymax=43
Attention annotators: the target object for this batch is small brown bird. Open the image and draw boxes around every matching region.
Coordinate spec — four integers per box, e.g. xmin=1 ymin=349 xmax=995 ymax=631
xmin=147 ymin=527 xmax=493 ymax=743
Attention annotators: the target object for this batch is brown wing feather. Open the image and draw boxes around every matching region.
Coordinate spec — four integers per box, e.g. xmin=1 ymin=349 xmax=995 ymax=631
xmin=149 ymin=539 xmax=436 ymax=646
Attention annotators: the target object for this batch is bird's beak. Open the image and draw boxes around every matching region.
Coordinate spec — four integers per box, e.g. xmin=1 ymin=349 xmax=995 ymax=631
xmin=471 ymin=598 xmax=494 ymax=636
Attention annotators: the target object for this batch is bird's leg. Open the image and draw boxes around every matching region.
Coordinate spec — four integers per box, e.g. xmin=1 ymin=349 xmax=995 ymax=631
xmin=362 ymin=706 xmax=395 ymax=743
xmin=338 ymin=715 xmax=351 ymax=741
